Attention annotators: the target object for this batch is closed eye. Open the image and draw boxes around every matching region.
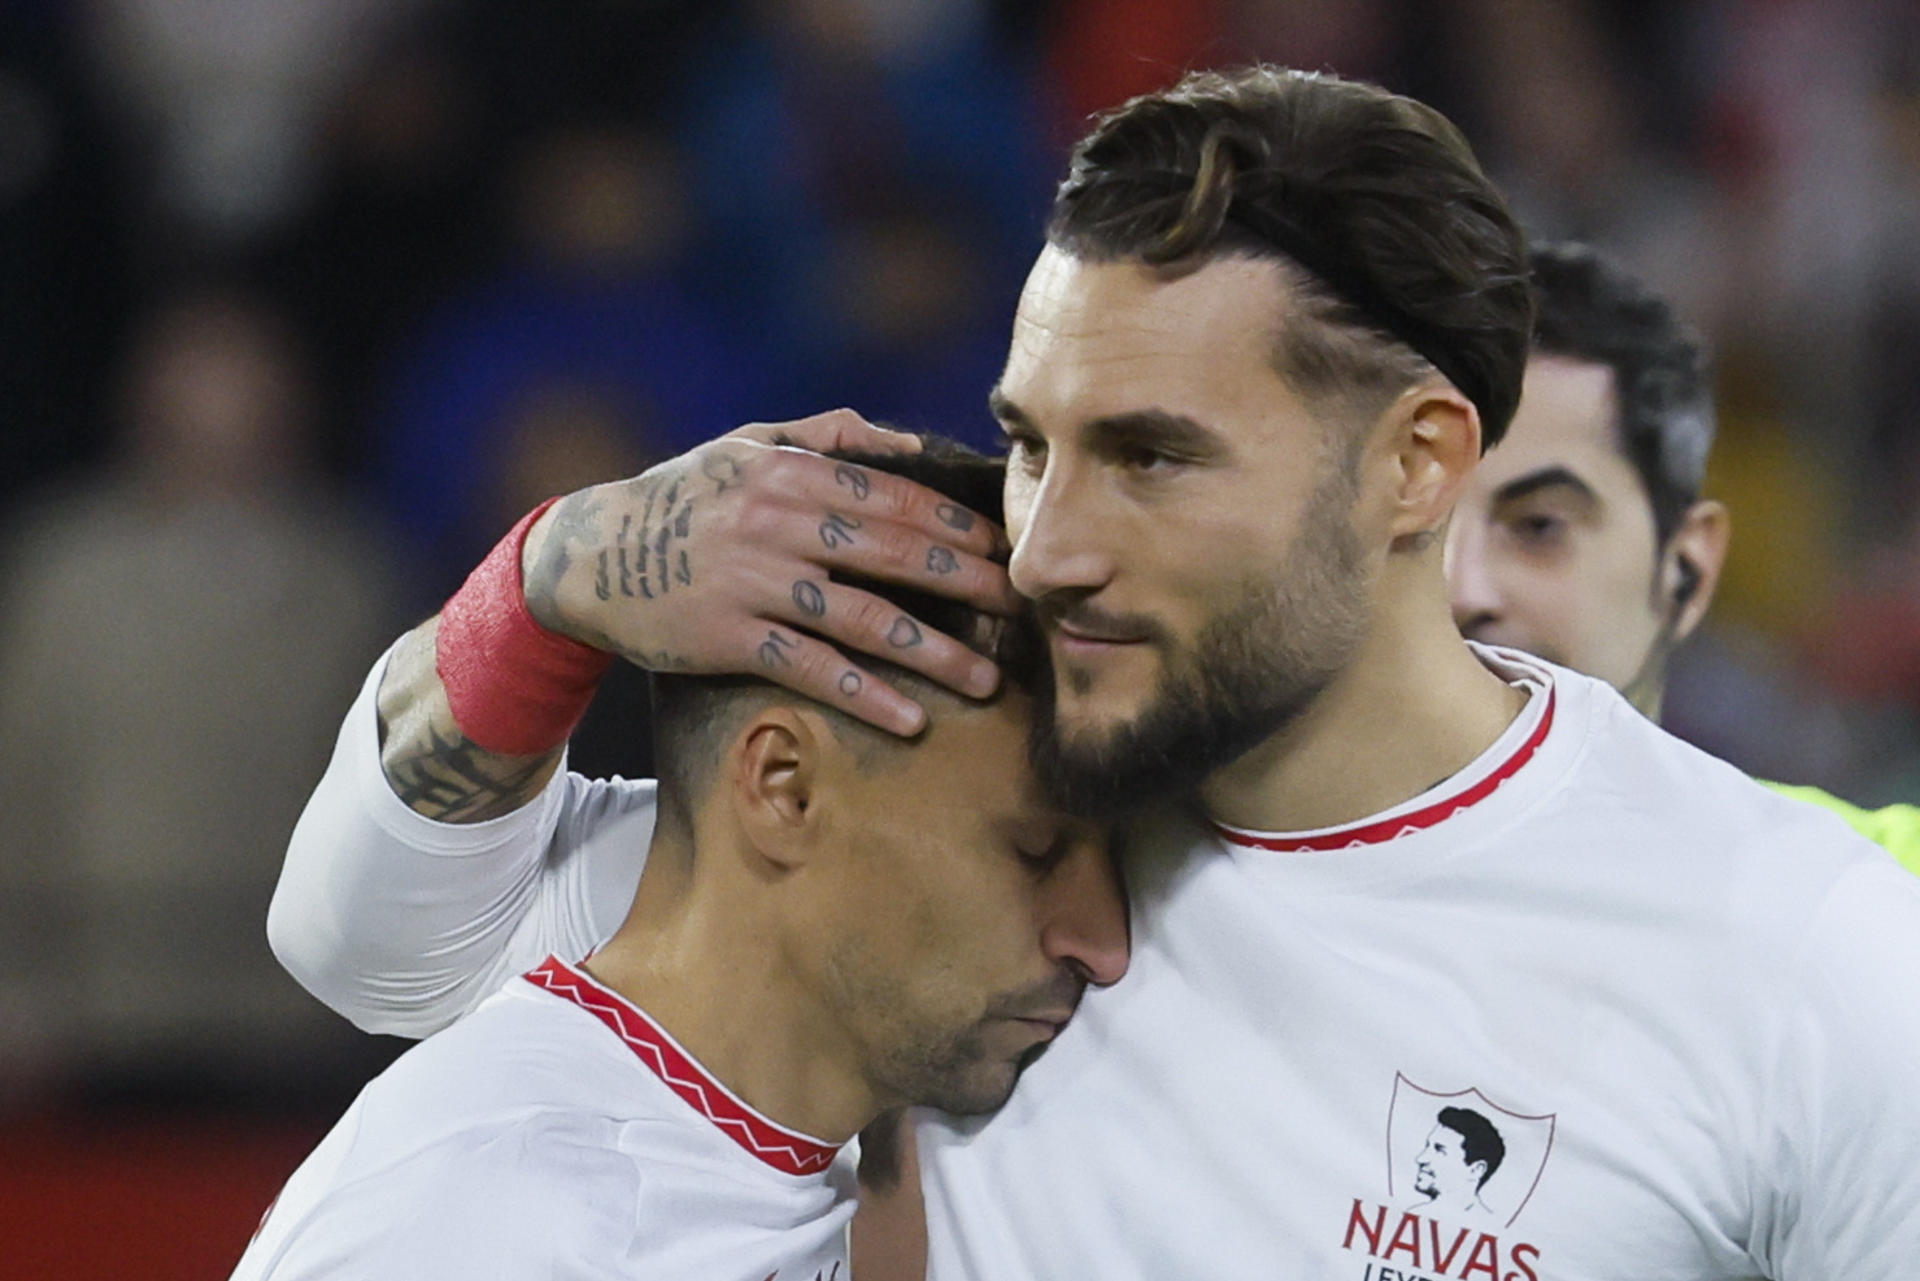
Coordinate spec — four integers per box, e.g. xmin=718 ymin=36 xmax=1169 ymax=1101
xmin=1015 ymin=832 xmax=1071 ymax=874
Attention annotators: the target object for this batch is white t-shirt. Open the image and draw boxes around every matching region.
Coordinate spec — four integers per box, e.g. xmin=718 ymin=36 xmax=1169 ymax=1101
xmin=232 ymin=955 xmax=855 ymax=1281
xmin=270 ymin=644 xmax=1920 ymax=1277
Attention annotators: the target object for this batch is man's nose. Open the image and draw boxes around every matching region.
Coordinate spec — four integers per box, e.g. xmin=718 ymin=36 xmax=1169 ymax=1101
xmin=1007 ymin=461 xmax=1116 ymax=603
xmin=1039 ymin=836 xmax=1131 ymax=989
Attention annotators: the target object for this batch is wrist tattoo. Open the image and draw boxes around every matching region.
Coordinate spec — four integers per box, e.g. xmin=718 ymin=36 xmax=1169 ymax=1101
xmin=527 ymin=490 xmax=606 ymax=620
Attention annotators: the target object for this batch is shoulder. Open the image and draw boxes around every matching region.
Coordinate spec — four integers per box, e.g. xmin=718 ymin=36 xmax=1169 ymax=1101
xmin=557 ymin=772 xmax=660 ymax=836
xmin=1762 ymin=782 xmax=1920 ymax=876
xmin=1542 ymin=662 xmax=1908 ymax=925
xmin=273 ymin=1109 xmax=643 ymax=1280
xmin=367 ymin=980 xmax=642 ymax=1126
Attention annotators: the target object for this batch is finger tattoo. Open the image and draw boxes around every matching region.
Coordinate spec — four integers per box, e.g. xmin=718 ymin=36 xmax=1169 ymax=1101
xmin=838 ymin=670 xmax=863 ymax=696
xmin=926 ymin=546 xmax=958 ymax=574
xmin=819 ymin=511 xmax=862 ymax=550
xmin=758 ymin=629 xmax=799 ymax=669
xmin=792 ymin=580 xmax=827 ymax=618
xmin=887 ymin=617 xmax=923 ymax=649
xmin=834 ymin=464 xmax=871 ymax=501
xmin=935 ymin=503 xmax=974 ymax=533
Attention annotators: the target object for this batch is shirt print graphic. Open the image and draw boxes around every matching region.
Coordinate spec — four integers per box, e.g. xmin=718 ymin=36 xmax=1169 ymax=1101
xmin=1338 ymin=1074 xmax=1556 ymax=1281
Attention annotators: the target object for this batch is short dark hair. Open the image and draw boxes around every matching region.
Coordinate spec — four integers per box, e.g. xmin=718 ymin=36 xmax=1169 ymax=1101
xmin=1047 ymin=66 xmax=1534 ymax=447
xmin=1529 ymin=242 xmax=1715 ymax=546
xmin=1436 ymin=1106 xmax=1506 ymax=1189
xmin=648 ymin=438 xmax=1035 ymax=829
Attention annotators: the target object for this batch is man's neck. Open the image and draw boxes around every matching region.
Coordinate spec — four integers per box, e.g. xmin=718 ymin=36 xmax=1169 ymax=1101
xmin=583 ymin=840 xmax=879 ymax=1145
xmin=1199 ymin=592 xmax=1527 ymax=833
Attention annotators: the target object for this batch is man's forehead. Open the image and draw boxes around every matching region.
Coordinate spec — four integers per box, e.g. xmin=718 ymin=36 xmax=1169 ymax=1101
xmin=1011 ymin=250 xmax=1288 ymax=365
xmin=1508 ymin=356 xmax=1620 ymax=455
xmin=1475 ymin=355 xmax=1631 ymax=494
xmin=1002 ymin=248 xmax=1304 ymax=432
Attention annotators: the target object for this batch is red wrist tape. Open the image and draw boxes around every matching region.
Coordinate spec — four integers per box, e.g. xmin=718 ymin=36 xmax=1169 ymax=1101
xmin=436 ymin=497 xmax=614 ymax=756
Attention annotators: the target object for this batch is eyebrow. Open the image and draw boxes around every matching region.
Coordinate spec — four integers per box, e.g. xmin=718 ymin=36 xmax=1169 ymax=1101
xmin=989 ymin=387 xmax=1224 ymax=459
xmin=1491 ymin=465 xmax=1600 ymax=507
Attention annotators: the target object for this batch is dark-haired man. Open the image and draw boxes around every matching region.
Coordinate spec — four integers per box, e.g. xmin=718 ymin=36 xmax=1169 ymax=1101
xmin=238 ymin=441 xmax=1125 ymax=1279
xmin=1448 ymin=241 xmax=1919 ymax=870
xmin=270 ymin=67 xmax=1920 ymax=1277
xmin=1413 ymin=1108 xmax=1505 ymax=1220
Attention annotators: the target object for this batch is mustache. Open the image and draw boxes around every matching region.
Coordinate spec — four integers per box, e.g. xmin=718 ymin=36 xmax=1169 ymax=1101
xmin=981 ymin=969 xmax=1088 ymax=1022
xmin=1032 ymin=593 xmax=1168 ymax=646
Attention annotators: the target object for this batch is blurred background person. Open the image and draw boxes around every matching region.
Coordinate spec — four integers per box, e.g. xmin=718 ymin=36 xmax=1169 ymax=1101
xmin=0 ymin=287 xmax=400 ymax=1117
xmin=1447 ymin=241 xmax=1918 ymax=865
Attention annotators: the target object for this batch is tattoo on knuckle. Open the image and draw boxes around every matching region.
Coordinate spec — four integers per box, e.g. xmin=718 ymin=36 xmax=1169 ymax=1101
xmin=926 ymin=546 xmax=958 ymax=575
xmin=819 ymin=511 xmax=862 ymax=550
xmin=887 ymin=616 xmax=924 ymax=649
xmin=935 ymin=502 xmax=975 ymax=533
xmin=792 ymin=579 xmax=828 ymax=619
xmin=834 ymin=464 xmax=872 ymax=501
xmin=757 ymin=629 xmax=799 ymax=669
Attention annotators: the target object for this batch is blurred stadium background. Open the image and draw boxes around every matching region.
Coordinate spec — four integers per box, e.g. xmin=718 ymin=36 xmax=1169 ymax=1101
xmin=1 ymin=0 xmax=1916 ymax=1273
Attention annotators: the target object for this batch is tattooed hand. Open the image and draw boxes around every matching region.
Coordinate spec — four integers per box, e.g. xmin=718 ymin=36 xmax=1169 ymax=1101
xmin=517 ymin=409 xmax=1019 ymax=735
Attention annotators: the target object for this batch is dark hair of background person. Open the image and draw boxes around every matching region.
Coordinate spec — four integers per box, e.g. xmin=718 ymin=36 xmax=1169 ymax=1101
xmin=1529 ymin=241 xmax=1716 ymax=547
xmin=648 ymin=437 xmax=1037 ymax=832
xmin=1045 ymin=65 xmax=1535 ymax=451
xmin=1435 ymin=1104 xmax=1507 ymax=1188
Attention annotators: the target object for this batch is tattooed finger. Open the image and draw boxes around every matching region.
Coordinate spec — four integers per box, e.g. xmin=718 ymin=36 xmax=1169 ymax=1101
xmin=792 ymin=580 xmax=828 ymax=619
xmin=819 ymin=511 xmax=862 ymax=550
xmin=834 ymin=464 xmax=872 ymax=501
xmin=758 ymin=629 xmax=800 ymax=669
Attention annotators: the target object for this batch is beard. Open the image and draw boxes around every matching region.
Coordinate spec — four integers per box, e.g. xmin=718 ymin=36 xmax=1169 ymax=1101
xmin=861 ymin=968 xmax=1087 ymax=1117
xmin=1029 ymin=460 xmax=1370 ymax=820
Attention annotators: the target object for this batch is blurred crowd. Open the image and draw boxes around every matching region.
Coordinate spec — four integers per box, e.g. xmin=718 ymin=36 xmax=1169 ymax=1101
xmin=1 ymin=0 xmax=1917 ymax=1117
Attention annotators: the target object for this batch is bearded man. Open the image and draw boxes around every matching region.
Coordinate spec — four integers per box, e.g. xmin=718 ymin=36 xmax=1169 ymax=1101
xmin=269 ymin=68 xmax=1920 ymax=1278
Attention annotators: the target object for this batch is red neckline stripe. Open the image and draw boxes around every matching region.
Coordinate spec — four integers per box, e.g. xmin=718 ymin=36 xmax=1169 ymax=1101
xmin=1214 ymin=685 xmax=1555 ymax=853
xmin=524 ymin=956 xmax=841 ymax=1177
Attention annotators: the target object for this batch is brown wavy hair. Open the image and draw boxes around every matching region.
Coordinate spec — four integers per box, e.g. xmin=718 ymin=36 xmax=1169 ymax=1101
xmin=1048 ymin=67 xmax=1534 ymax=448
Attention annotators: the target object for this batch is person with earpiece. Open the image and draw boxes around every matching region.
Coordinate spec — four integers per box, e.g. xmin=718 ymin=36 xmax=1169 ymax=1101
xmin=1446 ymin=241 xmax=1919 ymax=872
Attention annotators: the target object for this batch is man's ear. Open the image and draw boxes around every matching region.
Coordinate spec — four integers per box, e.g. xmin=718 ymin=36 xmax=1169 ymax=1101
xmin=1661 ymin=498 xmax=1731 ymax=642
xmin=729 ymin=707 xmax=834 ymax=873
xmin=1377 ymin=386 xmax=1481 ymax=550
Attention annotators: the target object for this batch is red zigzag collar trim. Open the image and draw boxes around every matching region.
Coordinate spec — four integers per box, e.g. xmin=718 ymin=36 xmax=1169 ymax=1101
xmin=1214 ymin=686 xmax=1555 ymax=852
xmin=524 ymin=956 xmax=842 ymax=1177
